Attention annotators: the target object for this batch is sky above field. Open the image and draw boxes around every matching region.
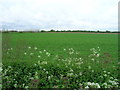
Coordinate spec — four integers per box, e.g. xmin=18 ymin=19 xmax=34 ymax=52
xmin=0 ymin=0 xmax=119 ymax=31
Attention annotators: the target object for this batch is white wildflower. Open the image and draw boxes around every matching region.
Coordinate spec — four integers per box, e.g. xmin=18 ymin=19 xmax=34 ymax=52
xmin=25 ymin=86 xmax=29 ymax=88
xmin=87 ymin=82 xmax=92 ymax=85
xmin=14 ymin=84 xmax=17 ymax=88
xmin=28 ymin=46 xmax=31 ymax=49
xmin=91 ymin=58 xmax=94 ymax=61
xmin=104 ymin=71 xmax=106 ymax=73
xmin=76 ymin=52 xmax=79 ymax=54
xmin=38 ymin=61 xmax=40 ymax=64
xmin=0 ymin=67 xmax=2 ymax=72
xmin=79 ymin=72 xmax=82 ymax=76
xmin=63 ymin=48 xmax=66 ymax=51
xmin=30 ymin=53 xmax=33 ymax=55
xmin=107 ymin=72 xmax=110 ymax=74
xmin=35 ymin=72 xmax=39 ymax=79
xmin=85 ymin=86 xmax=89 ymax=88
xmin=39 ymin=51 xmax=42 ymax=53
xmin=24 ymin=52 xmax=27 ymax=55
xmin=67 ymin=73 xmax=73 ymax=77
xmin=96 ymin=54 xmax=100 ymax=57
xmin=8 ymin=66 xmax=12 ymax=68
xmin=104 ymin=74 xmax=107 ymax=77
xmin=46 ymin=52 xmax=50 ymax=56
xmin=110 ymin=77 xmax=113 ymax=80
xmin=41 ymin=61 xmax=47 ymax=64
xmin=88 ymin=66 xmax=91 ymax=69
xmin=43 ymin=68 xmax=46 ymax=71
xmin=43 ymin=50 xmax=46 ymax=52
xmin=38 ymin=55 xmax=41 ymax=58
xmin=34 ymin=64 xmax=37 ymax=66
xmin=92 ymin=70 xmax=94 ymax=72
xmin=95 ymin=83 xmax=100 ymax=88
xmin=46 ymin=71 xmax=48 ymax=74
xmin=34 ymin=47 xmax=37 ymax=50
xmin=48 ymin=76 xmax=51 ymax=80
xmin=70 ymin=68 xmax=73 ymax=72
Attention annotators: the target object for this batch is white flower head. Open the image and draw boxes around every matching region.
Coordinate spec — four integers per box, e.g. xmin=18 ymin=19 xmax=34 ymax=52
xmin=48 ymin=76 xmax=51 ymax=80
xmin=34 ymin=64 xmax=37 ymax=66
xmin=92 ymin=70 xmax=94 ymax=72
xmin=38 ymin=55 xmax=41 ymax=58
xmin=85 ymin=86 xmax=89 ymax=88
xmin=88 ymin=66 xmax=91 ymax=69
xmin=25 ymin=86 xmax=29 ymax=88
xmin=24 ymin=52 xmax=27 ymax=55
xmin=0 ymin=67 xmax=2 ymax=72
xmin=30 ymin=53 xmax=34 ymax=55
xmin=91 ymin=58 xmax=94 ymax=61
xmin=28 ymin=46 xmax=31 ymax=49
xmin=63 ymin=48 xmax=66 ymax=51
xmin=104 ymin=74 xmax=107 ymax=77
xmin=46 ymin=52 xmax=49 ymax=55
xmin=96 ymin=54 xmax=100 ymax=57
xmin=87 ymin=82 xmax=92 ymax=85
xmin=46 ymin=71 xmax=48 ymax=74
xmin=79 ymin=72 xmax=82 ymax=76
xmin=41 ymin=61 xmax=47 ymax=64
xmin=43 ymin=50 xmax=46 ymax=52
xmin=39 ymin=51 xmax=42 ymax=53
xmin=107 ymin=72 xmax=110 ymax=74
xmin=104 ymin=71 xmax=107 ymax=73
xmin=70 ymin=68 xmax=73 ymax=72
xmin=34 ymin=47 xmax=37 ymax=50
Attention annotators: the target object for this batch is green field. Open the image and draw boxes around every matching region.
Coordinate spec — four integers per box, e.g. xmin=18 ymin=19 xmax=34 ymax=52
xmin=2 ymin=32 xmax=119 ymax=89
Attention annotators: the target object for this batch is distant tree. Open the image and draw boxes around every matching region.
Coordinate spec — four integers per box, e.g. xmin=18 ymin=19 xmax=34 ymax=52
xmin=41 ymin=30 xmax=45 ymax=32
xmin=97 ymin=30 xmax=100 ymax=32
xmin=50 ymin=29 xmax=55 ymax=32
xmin=106 ymin=30 xmax=110 ymax=33
xmin=67 ymin=30 xmax=71 ymax=32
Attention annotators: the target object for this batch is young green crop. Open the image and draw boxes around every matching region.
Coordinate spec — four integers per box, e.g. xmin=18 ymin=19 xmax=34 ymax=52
xmin=2 ymin=32 xmax=119 ymax=89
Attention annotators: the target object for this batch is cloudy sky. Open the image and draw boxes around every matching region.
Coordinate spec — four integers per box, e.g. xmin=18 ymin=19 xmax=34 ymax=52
xmin=0 ymin=0 xmax=119 ymax=31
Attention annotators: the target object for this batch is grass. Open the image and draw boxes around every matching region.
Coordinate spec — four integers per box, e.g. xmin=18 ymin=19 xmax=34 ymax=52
xmin=3 ymin=33 xmax=118 ymax=64
xmin=2 ymin=32 xmax=119 ymax=89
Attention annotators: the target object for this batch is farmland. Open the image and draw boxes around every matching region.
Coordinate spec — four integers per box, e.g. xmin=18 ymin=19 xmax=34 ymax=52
xmin=2 ymin=32 xmax=119 ymax=89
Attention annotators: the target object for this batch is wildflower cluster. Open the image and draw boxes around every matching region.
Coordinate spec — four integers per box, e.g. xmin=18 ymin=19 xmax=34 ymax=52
xmin=2 ymin=47 xmax=119 ymax=89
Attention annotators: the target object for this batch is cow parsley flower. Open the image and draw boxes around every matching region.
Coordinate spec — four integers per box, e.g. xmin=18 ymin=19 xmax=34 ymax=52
xmin=39 ymin=51 xmax=42 ymax=53
xmin=63 ymin=48 xmax=66 ymax=51
xmin=48 ymin=76 xmax=51 ymax=80
xmin=79 ymin=72 xmax=82 ymax=76
xmin=28 ymin=46 xmax=31 ymax=49
xmin=24 ymin=52 xmax=27 ymax=55
xmin=85 ymin=86 xmax=89 ymax=88
xmin=88 ymin=66 xmax=91 ymax=69
xmin=38 ymin=55 xmax=41 ymax=58
xmin=30 ymin=53 xmax=33 ymax=55
xmin=34 ymin=47 xmax=37 ymax=50
xmin=43 ymin=50 xmax=46 ymax=52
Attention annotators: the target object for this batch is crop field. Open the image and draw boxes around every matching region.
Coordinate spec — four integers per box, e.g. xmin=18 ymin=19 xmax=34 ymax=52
xmin=1 ymin=32 xmax=119 ymax=89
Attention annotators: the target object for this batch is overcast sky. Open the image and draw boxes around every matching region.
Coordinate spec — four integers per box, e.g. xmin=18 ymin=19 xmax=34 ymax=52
xmin=0 ymin=0 xmax=119 ymax=31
